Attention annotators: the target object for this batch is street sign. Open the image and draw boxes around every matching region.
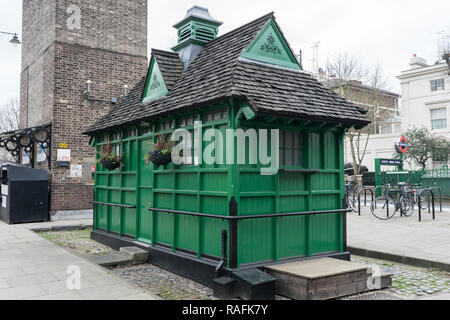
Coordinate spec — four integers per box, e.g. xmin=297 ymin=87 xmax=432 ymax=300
xmin=399 ymin=136 xmax=408 ymax=153
xmin=395 ymin=136 xmax=408 ymax=154
xmin=379 ymin=159 xmax=403 ymax=166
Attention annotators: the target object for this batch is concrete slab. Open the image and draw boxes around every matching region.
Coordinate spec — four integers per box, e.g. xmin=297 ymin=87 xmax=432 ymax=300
xmin=90 ymin=253 xmax=133 ymax=267
xmin=120 ymin=246 xmax=149 ymax=263
xmin=265 ymin=258 xmax=375 ymax=300
xmin=266 ymin=258 xmax=368 ymax=280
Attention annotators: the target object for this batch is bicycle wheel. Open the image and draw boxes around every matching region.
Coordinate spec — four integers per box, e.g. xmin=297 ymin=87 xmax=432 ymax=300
xmin=349 ymin=188 xmax=361 ymax=213
xmin=417 ymin=194 xmax=428 ymax=210
xmin=370 ymin=196 xmax=397 ymax=220
xmin=399 ymin=195 xmax=414 ymax=217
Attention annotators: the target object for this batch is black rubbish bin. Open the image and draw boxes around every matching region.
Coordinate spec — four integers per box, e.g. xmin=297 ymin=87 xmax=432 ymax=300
xmin=0 ymin=163 xmax=49 ymax=224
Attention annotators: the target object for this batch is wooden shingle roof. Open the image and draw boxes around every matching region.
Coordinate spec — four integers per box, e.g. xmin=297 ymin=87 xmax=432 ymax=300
xmin=85 ymin=13 xmax=369 ymax=134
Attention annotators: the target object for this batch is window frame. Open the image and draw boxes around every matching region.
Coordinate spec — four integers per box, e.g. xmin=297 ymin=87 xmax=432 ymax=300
xmin=431 ymin=107 xmax=447 ymax=130
xmin=431 ymin=79 xmax=445 ymax=92
xmin=278 ymin=130 xmax=303 ymax=168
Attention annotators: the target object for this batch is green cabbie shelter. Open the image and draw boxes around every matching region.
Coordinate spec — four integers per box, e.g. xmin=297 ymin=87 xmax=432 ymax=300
xmin=85 ymin=7 xmax=370 ymax=289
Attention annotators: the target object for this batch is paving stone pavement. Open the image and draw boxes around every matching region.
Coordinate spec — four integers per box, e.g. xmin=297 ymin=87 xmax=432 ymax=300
xmin=348 ymin=207 xmax=450 ymax=269
xmin=39 ymin=228 xmax=217 ymax=300
xmin=0 ymin=220 xmax=157 ymax=300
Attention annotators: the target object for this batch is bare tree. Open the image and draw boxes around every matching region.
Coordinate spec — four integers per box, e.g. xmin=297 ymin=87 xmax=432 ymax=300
xmin=443 ymin=36 xmax=450 ymax=75
xmin=0 ymin=97 xmax=20 ymax=161
xmin=0 ymin=97 xmax=20 ymax=133
xmin=326 ymin=54 xmax=391 ymax=175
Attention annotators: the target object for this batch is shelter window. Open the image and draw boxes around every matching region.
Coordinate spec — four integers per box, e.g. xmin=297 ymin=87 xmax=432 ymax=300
xmin=126 ymin=128 xmax=137 ymax=138
xmin=279 ymin=131 xmax=302 ymax=167
xmin=158 ymin=119 xmax=175 ymax=131
xmin=177 ymin=131 xmax=198 ymax=165
xmin=113 ymin=144 xmax=120 ymax=156
xmin=111 ymin=132 xmax=121 ymax=141
xmin=205 ymin=109 xmax=227 ymax=122
xmin=179 ymin=114 xmax=199 ymax=127
xmin=140 ymin=122 xmax=153 ymax=135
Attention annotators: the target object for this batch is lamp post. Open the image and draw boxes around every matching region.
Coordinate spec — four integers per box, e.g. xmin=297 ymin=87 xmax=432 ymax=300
xmin=0 ymin=31 xmax=21 ymax=47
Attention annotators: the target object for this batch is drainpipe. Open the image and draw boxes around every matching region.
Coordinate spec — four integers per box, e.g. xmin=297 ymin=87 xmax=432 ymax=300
xmin=215 ymin=230 xmax=228 ymax=275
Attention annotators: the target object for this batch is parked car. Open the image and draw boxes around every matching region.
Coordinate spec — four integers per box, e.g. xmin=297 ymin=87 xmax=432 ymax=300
xmin=344 ymin=162 xmax=368 ymax=176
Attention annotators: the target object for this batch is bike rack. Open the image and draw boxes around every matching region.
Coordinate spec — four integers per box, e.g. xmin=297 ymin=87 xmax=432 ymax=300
xmin=417 ymin=189 xmax=436 ymax=222
xmin=428 ymin=187 xmax=443 ymax=213
xmin=374 ymin=185 xmax=388 ymax=197
xmin=357 ymin=188 xmax=374 ymax=216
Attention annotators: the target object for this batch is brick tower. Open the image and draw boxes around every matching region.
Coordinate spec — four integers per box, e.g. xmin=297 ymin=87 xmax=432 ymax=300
xmin=19 ymin=0 xmax=148 ymax=216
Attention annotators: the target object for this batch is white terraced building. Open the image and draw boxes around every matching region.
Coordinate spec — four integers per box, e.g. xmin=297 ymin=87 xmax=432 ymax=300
xmin=345 ymin=55 xmax=450 ymax=171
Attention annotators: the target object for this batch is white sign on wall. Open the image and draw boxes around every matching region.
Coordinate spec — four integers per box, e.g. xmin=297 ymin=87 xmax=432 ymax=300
xmin=1 ymin=196 xmax=6 ymax=208
xmin=57 ymin=149 xmax=71 ymax=167
xmin=1 ymin=185 xmax=8 ymax=196
xmin=70 ymin=164 xmax=83 ymax=178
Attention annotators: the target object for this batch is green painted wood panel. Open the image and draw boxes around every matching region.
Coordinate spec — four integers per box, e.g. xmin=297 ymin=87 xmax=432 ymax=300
xmin=324 ymin=131 xmax=339 ymax=169
xmin=202 ymin=172 xmax=227 ymax=192
xmin=96 ymin=189 xmax=108 ymax=230
xmin=310 ymin=195 xmax=340 ymax=254
xmin=238 ymin=197 xmax=275 ymax=264
xmin=176 ymin=173 xmax=198 ymax=190
xmin=200 ymin=196 xmax=227 ymax=257
xmin=279 ymin=172 xmax=307 ymax=192
xmin=278 ymin=216 xmax=307 ymax=258
xmin=138 ymin=188 xmax=153 ymax=243
xmin=109 ymin=190 xmax=121 ymax=233
xmin=176 ymin=194 xmax=198 ymax=252
xmin=239 ymin=173 xmax=274 ymax=193
xmin=154 ymin=193 xmax=173 ymax=245
xmin=122 ymin=191 xmax=136 ymax=236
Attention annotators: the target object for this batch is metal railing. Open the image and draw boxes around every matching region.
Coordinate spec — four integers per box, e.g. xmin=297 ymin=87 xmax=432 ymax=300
xmin=91 ymin=201 xmax=136 ymax=209
xmin=148 ymin=200 xmax=350 ymax=269
xmin=428 ymin=187 xmax=443 ymax=213
xmin=357 ymin=188 xmax=374 ymax=216
xmin=147 ymin=207 xmax=350 ymax=220
xmin=417 ymin=189 xmax=436 ymax=222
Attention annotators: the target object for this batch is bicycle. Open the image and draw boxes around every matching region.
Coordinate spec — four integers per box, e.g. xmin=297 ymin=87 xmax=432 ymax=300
xmin=406 ymin=183 xmax=428 ymax=211
xmin=370 ymin=182 xmax=415 ymax=220
xmin=346 ymin=182 xmax=360 ymax=213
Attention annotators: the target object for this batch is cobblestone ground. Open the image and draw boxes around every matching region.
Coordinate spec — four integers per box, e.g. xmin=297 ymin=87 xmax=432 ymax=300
xmin=39 ymin=229 xmax=450 ymax=300
xmin=38 ymin=229 xmax=112 ymax=257
xmin=114 ymin=265 xmax=216 ymax=300
xmin=350 ymin=256 xmax=450 ymax=299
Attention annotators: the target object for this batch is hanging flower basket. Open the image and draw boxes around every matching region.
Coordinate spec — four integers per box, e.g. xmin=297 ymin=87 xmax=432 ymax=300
xmin=144 ymin=135 xmax=174 ymax=168
xmin=100 ymin=159 xmax=122 ymax=170
xmin=98 ymin=141 xmax=123 ymax=171
xmin=146 ymin=150 xmax=172 ymax=168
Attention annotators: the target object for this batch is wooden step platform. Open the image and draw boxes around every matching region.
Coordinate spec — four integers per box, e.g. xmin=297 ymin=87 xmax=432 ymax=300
xmin=265 ymin=258 xmax=390 ymax=300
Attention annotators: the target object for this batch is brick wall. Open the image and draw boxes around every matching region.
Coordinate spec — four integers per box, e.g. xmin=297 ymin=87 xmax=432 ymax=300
xmin=20 ymin=0 xmax=149 ymax=214
xmin=49 ymin=42 xmax=147 ymax=212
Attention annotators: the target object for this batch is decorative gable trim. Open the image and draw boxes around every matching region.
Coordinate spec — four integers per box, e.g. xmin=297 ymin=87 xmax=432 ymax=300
xmin=142 ymin=57 xmax=169 ymax=102
xmin=241 ymin=19 xmax=301 ymax=70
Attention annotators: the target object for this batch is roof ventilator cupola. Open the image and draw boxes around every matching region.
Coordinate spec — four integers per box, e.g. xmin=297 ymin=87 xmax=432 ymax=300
xmin=172 ymin=6 xmax=222 ymax=71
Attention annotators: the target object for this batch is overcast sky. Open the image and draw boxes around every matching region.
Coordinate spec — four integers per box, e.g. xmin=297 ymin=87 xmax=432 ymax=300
xmin=0 ymin=0 xmax=449 ymax=108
